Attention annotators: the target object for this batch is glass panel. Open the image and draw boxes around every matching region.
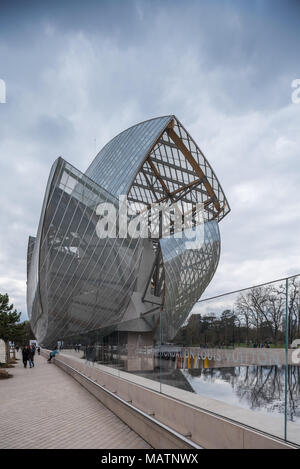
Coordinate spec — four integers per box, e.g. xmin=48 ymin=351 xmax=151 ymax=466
xmin=59 ymin=270 xmax=299 ymax=445
xmin=113 ymin=317 xmax=161 ymax=393
xmin=85 ymin=116 xmax=172 ymax=197
xmin=287 ymin=275 xmax=300 ymax=445
xmin=160 ymin=277 xmax=295 ymax=442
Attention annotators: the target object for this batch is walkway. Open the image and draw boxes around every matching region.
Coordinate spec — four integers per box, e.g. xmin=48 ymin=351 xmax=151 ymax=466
xmin=0 ymin=352 xmax=150 ymax=449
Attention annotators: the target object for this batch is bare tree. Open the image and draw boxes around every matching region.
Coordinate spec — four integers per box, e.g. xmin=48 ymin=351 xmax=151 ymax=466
xmin=236 ymin=285 xmax=285 ymax=345
xmin=288 ymin=277 xmax=300 ymax=342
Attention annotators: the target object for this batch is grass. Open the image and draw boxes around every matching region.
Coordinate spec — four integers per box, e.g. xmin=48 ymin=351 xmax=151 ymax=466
xmin=235 ymin=343 xmax=285 ymax=349
xmin=0 ymin=362 xmax=15 ymax=368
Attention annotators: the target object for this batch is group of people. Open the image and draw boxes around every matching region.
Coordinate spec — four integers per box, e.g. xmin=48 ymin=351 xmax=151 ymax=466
xmin=19 ymin=344 xmax=60 ymax=367
xmin=21 ymin=344 xmax=40 ymax=368
xmin=253 ymin=343 xmax=270 ymax=349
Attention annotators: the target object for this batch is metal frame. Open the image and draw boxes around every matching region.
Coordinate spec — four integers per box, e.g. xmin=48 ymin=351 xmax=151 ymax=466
xmin=127 ymin=117 xmax=230 ymax=223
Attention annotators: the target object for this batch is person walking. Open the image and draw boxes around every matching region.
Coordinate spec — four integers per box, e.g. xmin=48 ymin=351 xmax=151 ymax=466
xmin=37 ymin=346 xmax=41 ymax=355
xmin=28 ymin=346 xmax=35 ymax=368
xmin=22 ymin=345 xmax=29 ymax=368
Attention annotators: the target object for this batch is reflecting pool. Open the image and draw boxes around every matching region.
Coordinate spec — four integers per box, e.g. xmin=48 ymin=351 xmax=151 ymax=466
xmin=134 ymin=363 xmax=300 ymax=423
xmin=182 ymin=365 xmax=300 ymax=423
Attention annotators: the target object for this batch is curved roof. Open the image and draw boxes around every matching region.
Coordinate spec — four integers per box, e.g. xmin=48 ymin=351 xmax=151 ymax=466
xmin=85 ymin=115 xmax=173 ymax=197
xmin=85 ymin=115 xmax=230 ymax=223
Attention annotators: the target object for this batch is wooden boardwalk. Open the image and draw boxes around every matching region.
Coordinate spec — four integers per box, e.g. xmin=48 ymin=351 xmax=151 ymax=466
xmin=0 ymin=352 xmax=150 ymax=449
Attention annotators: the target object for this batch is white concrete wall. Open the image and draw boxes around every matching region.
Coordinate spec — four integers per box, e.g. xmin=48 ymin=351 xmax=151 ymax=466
xmin=0 ymin=339 xmax=6 ymax=363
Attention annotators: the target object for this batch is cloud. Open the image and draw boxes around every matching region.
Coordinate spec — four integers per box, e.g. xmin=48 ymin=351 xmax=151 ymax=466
xmin=0 ymin=0 xmax=299 ymax=321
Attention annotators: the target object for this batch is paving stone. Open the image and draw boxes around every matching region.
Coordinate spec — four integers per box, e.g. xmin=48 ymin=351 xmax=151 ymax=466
xmin=0 ymin=352 xmax=150 ymax=449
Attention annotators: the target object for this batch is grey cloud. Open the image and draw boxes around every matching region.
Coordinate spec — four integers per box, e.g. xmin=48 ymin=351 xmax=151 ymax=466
xmin=30 ymin=114 xmax=75 ymax=143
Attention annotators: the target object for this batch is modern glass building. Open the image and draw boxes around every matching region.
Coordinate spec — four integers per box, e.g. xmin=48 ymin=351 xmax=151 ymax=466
xmin=26 ymin=116 xmax=300 ymax=446
xmin=27 ymin=115 xmax=230 ymax=349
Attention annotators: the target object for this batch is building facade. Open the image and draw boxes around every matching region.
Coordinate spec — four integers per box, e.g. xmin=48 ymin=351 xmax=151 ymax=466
xmin=27 ymin=115 xmax=230 ymax=348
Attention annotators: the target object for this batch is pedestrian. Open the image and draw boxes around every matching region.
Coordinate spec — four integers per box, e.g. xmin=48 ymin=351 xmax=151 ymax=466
xmin=22 ymin=345 xmax=29 ymax=368
xmin=16 ymin=345 xmax=19 ymax=353
xmin=28 ymin=346 xmax=35 ymax=368
xmin=37 ymin=346 xmax=41 ymax=355
xmin=47 ymin=347 xmax=59 ymax=362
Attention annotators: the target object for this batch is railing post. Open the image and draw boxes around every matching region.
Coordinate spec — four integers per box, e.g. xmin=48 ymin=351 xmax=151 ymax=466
xmin=284 ymin=277 xmax=288 ymax=441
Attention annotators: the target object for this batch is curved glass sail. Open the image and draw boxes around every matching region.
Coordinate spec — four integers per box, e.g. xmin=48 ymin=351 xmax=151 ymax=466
xmin=160 ymin=220 xmax=220 ymax=340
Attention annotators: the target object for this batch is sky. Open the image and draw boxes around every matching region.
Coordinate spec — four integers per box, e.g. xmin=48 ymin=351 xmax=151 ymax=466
xmin=0 ymin=0 xmax=299 ymax=321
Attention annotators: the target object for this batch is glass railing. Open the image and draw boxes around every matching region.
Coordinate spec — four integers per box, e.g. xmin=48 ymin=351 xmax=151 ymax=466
xmin=60 ymin=273 xmax=300 ymax=446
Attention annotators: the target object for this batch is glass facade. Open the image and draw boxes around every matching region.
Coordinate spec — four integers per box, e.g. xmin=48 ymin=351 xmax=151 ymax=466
xmin=27 ymin=158 xmax=145 ymax=345
xmin=27 ymin=114 xmax=229 ymax=347
xmin=85 ymin=116 xmax=173 ymax=197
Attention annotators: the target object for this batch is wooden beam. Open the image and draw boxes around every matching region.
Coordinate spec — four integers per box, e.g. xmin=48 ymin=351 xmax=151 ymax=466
xmin=147 ymin=158 xmax=172 ymax=199
xmin=147 ymin=157 xmax=184 ymax=223
xmin=167 ymin=127 xmax=220 ymax=211
xmin=149 ymin=177 xmax=205 ymax=205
